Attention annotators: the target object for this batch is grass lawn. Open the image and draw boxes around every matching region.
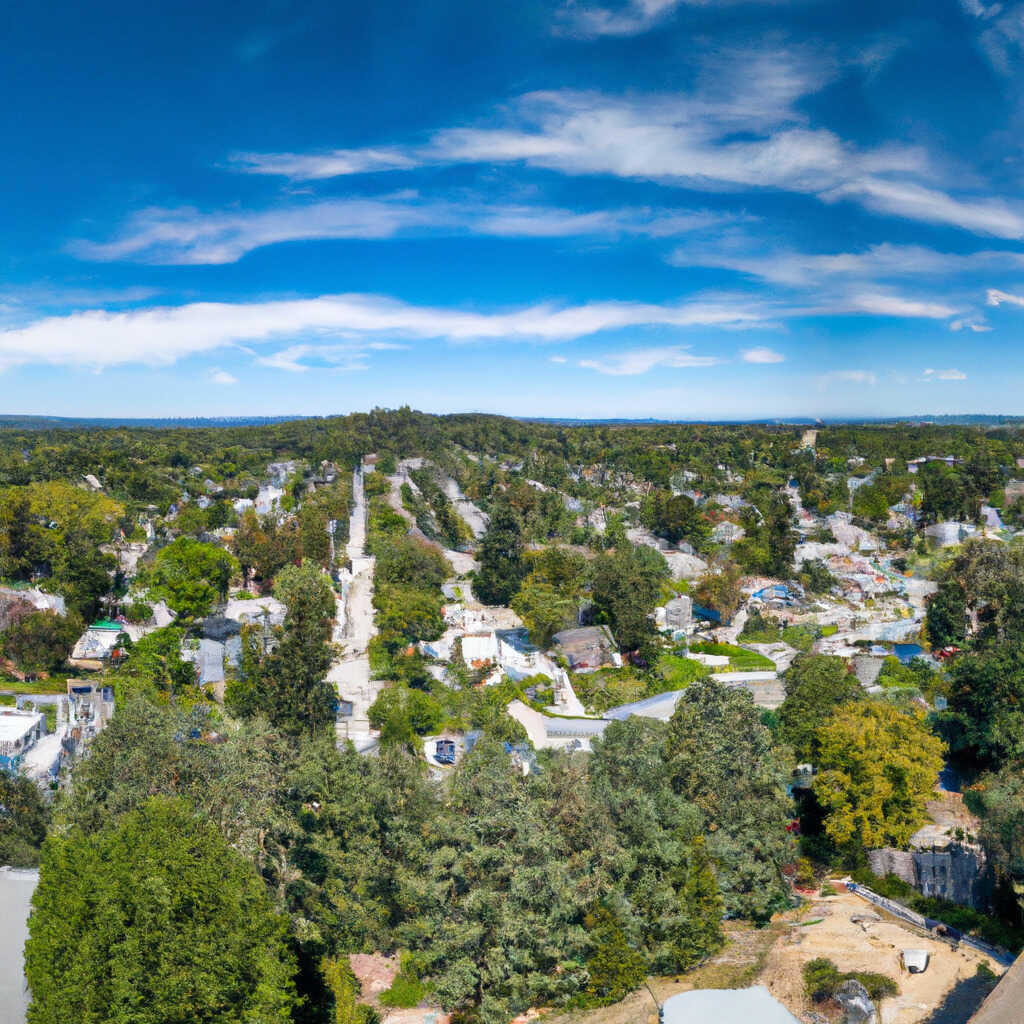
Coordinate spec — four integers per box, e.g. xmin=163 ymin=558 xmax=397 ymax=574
xmin=0 ymin=675 xmax=72 ymax=695
xmin=690 ymin=641 xmax=776 ymax=672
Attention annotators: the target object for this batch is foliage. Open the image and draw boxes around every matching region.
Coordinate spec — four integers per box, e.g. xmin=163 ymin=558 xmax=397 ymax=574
xmin=379 ymin=954 xmax=427 ymax=1009
xmin=693 ymin=559 xmax=743 ymax=620
xmin=778 ymin=655 xmax=862 ymax=763
xmin=474 ymin=502 xmax=526 ymax=606
xmin=0 ymin=771 xmax=48 ymax=867
xmin=733 ymin=491 xmax=796 ymax=577
xmin=25 ymin=797 xmax=298 ymax=1024
xmin=968 ymin=764 xmax=1024 ymax=918
xmin=114 ymin=626 xmax=200 ymax=704
xmin=640 ymin=489 xmax=710 ymax=548
xmin=2 ymin=609 xmax=81 ymax=673
xmin=591 ymin=543 xmax=669 ymax=655
xmin=666 ymin=678 xmax=794 ymax=920
xmin=148 ymin=537 xmax=239 ymax=618
xmin=582 ymin=905 xmax=647 ymax=1006
xmin=803 ymin=957 xmax=898 ymax=1003
xmin=813 ymin=702 xmax=946 ymax=853
xmin=251 ymin=561 xmax=337 ymax=735
xmin=511 ymin=576 xmax=578 ymax=648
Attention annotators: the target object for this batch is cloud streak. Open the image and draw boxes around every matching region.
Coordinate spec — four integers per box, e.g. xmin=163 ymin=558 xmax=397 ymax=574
xmin=742 ymin=346 xmax=784 ymax=363
xmin=71 ymin=197 xmax=735 ymax=265
xmin=578 ymin=344 xmax=719 ymax=375
xmin=226 ymin=46 xmax=1024 ymax=241
xmin=0 ymin=292 xmax=769 ymax=372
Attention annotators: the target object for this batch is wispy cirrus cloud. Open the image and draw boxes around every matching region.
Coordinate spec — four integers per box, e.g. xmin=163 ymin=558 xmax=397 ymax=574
xmin=70 ymin=196 xmax=735 ymax=265
xmin=227 ymin=70 xmax=1021 ymax=240
xmin=988 ymin=287 xmax=1024 ymax=308
xmin=230 ymin=49 xmax=923 ymax=195
xmin=670 ymin=240 xmax=1024 ymax=287
xmin=555 ymin=0 xmax=693 ymax=38
xmin=0 ymin=292 xmax=769 ymax=373
xmin=922 ymin=367 xmax=968 ymax=381
xmin=579 ymin=344 xmax=719 ymax=375
xmin=742 ymin=346 xmax=784 ymax=363
xmin=822 ymin=179 xmax=1024 ymax=240
xmin=229 ymin=147 xmax=419 ymax=179
xmin=817 ymin=369 xmax=878 ymax=388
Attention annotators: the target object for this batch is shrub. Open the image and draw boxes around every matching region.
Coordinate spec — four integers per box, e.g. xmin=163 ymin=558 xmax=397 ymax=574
xmin=803 ymin=958 xmax=842 ymax=1002
xmin=804 ymin=957 xmax=897 ymax=1004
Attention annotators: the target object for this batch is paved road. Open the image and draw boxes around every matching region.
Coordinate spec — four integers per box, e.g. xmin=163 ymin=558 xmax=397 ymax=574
xmin=332 ymin=467 xmax=381 ymax=753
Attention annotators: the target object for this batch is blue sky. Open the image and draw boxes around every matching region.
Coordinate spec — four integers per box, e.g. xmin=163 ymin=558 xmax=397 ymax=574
xmin=4 ymin=0 xmax=1024 ymax=418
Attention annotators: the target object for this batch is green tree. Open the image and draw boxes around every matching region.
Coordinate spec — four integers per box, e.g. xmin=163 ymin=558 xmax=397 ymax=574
xmin=927 ymin=579 xmax=967 ymax=648
xmin=511 ymin=576 xmax=578 ymax=648
xmin=967 ymin=764 xmax=1024 ymax=917
xmin=114 ymin=627 xmax=199 ymax=704
xmin=591 ymin=544 xmax=669 ymax=654
xmin=475 ymin=503 xmax=525 ymax=606
xmin=255 ymin=561 xmax=337 ymax=735
xmin=778 ymin=655 xmax=862 ymax=763
xmin=640 ymin=490 xmax=709 ymax=548
xmin=694 ymin=559 xmax=743 ymax=620
xmin=25 ymin=797 xmax=298 ymax=1024
xmin=673 ymin=837 xmax=725 ymax=968
xmin=583 ymin=905 xmax=646 ymax=1005
xmin=0 ymin=771 xmax=48 ymax=867
xmin=666 ymin=678 xmax=793 ymax=920
xmin=2 ymin=609 xmax=82 ymax=673
xmin=813 ymin=702 xmax=946 ymax=852
xmin=149 ymin=537 xmax=239 ymax=618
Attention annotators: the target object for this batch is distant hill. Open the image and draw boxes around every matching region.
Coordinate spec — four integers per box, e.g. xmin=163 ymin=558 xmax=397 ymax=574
xmin=0 ymin=414 xmax=308 ymax=430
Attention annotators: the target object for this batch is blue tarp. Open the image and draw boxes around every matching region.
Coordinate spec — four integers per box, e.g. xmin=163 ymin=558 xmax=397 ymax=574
xmin=692 ymin=603 xmax=721 ymax=623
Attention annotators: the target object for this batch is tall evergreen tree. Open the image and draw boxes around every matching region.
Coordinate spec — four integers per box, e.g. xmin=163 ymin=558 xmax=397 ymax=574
xmin=256 ymin=561 xmax=337 ymax=735
xmin=474 ymin=503 xmax=525 ymax=606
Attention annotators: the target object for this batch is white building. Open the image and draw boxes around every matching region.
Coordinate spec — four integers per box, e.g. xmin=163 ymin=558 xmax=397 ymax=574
xmin=0 ymin=710 xmax=46 ymax=775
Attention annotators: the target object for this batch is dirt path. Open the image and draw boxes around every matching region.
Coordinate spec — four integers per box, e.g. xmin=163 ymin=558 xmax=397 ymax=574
xmin=758 ymin=887 xmax=1004 ymax=1024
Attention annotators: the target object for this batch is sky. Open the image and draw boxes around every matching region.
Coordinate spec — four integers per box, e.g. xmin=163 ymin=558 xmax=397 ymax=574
xmin=4 ymin=0 xmax=1024 ymax=419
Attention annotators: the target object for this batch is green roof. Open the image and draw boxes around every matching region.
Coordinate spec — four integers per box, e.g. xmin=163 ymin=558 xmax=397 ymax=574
xmin=91 ymin=620 xmax=124 ymax=631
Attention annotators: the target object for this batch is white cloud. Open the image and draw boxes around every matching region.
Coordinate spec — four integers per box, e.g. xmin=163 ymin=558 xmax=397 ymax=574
xmin=578 ymin=345 xmax=719 ymax=375
xmin=229 ymin=147 xmax=419 ymax=178
xmin=72 ymin=198 xmax=733 ymax=265
xmin=224 ymin=49 xmax=1024 ymax=241
xmin=742 ymin=346 xmax=784 ymax=363
xmin=549 ymin=355 xmax=568 ymax=363
xmin=231 ymin=50 xmax=923 ymax=199
xmin=556 ymin=0 xmax=690 ymax=38
xmin=671 ymin=240 xmax=1024 ymax=287
xmin=842 ymin=293 xmax=959 ymax=319
xmin=823 ymin=179 xmax=1024 ymax=239
xmin=950 ymin=317 xmax=993 ymax=332
xmin=921 ymin=367 xmax=968 ymax=381
xmin=987 ymin=287 xmax=1024 ymax=307
xmin=818 ymin=369 xmax=878 ymax=388
xmin=209 ymin=368 xmax=238 ymax=385
xmin=0 ymin=292 xmax=768 ymax=372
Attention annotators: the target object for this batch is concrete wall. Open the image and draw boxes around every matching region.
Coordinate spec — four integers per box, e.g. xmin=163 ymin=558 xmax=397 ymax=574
xmin=868 ymin=844 xmax=992 ymax=911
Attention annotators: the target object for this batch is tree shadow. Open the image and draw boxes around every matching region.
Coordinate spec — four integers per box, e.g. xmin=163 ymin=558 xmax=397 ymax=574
xmin=921 ymin=974 xmax=996 ymax=1024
